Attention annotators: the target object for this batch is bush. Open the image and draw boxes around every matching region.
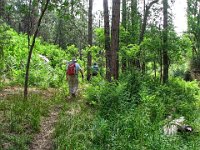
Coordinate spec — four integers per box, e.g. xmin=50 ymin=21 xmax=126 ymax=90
xmin=85 ymin=72 xmax=200 ymax=149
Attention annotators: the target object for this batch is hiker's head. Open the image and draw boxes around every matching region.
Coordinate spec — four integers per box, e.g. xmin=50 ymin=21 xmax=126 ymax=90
xmin=72 ymin=58 xmax=77 ymax=63
xmin=93 ymin=62 xmax=97 ymax=65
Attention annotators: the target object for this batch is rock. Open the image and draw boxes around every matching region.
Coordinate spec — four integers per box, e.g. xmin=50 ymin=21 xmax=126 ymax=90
xmin=163 ymin=116 xmax=193 ymax=135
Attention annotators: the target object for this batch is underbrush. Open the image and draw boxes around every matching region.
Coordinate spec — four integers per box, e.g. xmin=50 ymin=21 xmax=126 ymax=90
xmin=85 ymin=72 xmax=200 ymax=149
xmin=2 ymin=72 xmax=200 ymax=149
xmin=0 ymin=93 xmax=56 ymax=149
xmin=0 ymin=26 xmax=68 ymax=89
xmin=53 ymin=98 xmax=95 ymax=149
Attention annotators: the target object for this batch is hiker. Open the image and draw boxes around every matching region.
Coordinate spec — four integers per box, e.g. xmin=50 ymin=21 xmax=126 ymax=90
xmin=66 ymin=58 xmax=84 ymax=98
xmin=91 ymin=62 xmax=99 ymax=77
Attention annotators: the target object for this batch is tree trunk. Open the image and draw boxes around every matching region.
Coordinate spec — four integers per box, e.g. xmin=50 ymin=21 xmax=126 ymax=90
xmin=24 ymin=0 xmax=50 ymax=99
xmin=87 ymin=0 xmax=93 ymax=81
xmin=71 ymin=0 xmax=74 ymax=16
xmin=103 ymin=0 xmax=112 ymax=81
xmin=139 ymin=0 xmax=159 ymax=44
xmin=187 ymin=0 xmax=200 ymax=58
xmin=0 ymin=0 xmax=5 ymax=19
xmin=111 ymin=0 xmax=120 ymax=80
xmin=131 ymin=0 xmax=138 ymax=43
xmin=130 ymin=0 xmax=140 ymax=69
xmin=162 ymin=0 xmax=169 ymax=84
xmin=121 ymin=0 xmax=127 ymax=72
xmin=154 ymin=61 xmax=157 ymax=78
xmin=22 ymin=0 xmax=39 ymax=35
xmin=122 ymin=0 xmax=127 ymax=30
xmin=139 ymin=0 xmax=159 ymax=73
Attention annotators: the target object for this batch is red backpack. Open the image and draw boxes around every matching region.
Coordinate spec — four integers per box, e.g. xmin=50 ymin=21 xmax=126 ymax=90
xmin=67 ymin=63 xmax=76 ymax=75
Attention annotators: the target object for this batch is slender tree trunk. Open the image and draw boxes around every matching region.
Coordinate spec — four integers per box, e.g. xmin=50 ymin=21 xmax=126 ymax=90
xmin=22 ymin=0 xmax=38 ymax=35
xmin=154 ymin=61 xmax=156 ymax=78
xmin=122 ymin=0 xmax=127 ymax=30
xmin=71 ymin=0 xmax=74 ymax=16
xmin=24 ymin=0 xmax=50 ymax=99
xmin=139 ymin=0 xmax=159 ymax=44
xmin=121 ymin=0 xmax=127 ymax=72
xmin=103 ymin=0 xmax=111 ymax=81
xmin=111 ymin=0 xmax=120 ymax=80
xmin=27 ymin=0 xmax=32 ymax=49
xmin=162 ymin=0 xmax=169 ymax=83
xmin=0 ymin=0 xmax=5 ymax=19
xmin=131 ymin=0 xmax=138 ymax=42
xmin=139 ymin=0 xmax=159 ymax=73
xmin=87 ymin=0 xmax=93 ymax=81
xmin=160 ymin=48 xmax=163 ymax=83
xmin=130 ymin=0 xmax=140 ymax=69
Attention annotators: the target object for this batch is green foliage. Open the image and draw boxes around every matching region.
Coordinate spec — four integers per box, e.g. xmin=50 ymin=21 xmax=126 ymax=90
xmin=187 ymin=0 xmax=200 ymax=53
xmin=85 ymin=72 xmax=200 ymax=149
xmin=120 ymin=44 xmax=140 ymax=61
xmin=0 ymin=25 xmax=69 ymax=88
xmin=0 ymin=20 xmax=11 ymax=80
xmin=65 ymin=45 xmax=79 ymax=59
xmin=119 ymin=26 xmax=132 ymax=46
xmin=94 ymin=28 xmax=105 ymax=47
xmin=140 ymin=36 xmax=161 ymax=61
xmin=82 ymin=46 xmax=103 ymax=70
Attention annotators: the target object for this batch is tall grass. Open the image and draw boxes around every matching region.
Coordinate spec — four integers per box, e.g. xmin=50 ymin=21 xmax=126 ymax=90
xmin=83 ymin=72 xmax=200 ymax=149
xmin=53 ymin=99 xmax=95 ymax=150
xmin=0 ymin=93 xmax=54 ymax=149
xmin=1 ymin=73 xmax=200 ymax=149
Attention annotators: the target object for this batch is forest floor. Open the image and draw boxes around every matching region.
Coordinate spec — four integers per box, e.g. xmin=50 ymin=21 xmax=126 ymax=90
xmin=0 ymin=86 xmax=89 ymax=150
xmin=0 ymin=86 xmax=55 ymax=100
xmin=29 ymin=105 xmax=61 ymax=150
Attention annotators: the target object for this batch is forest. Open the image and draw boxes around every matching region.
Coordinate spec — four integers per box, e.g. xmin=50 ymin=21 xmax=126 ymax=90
xmin=1 ymin=0 xmax=200 ymax=149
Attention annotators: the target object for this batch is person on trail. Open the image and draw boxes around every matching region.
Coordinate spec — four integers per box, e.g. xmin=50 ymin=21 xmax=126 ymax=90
xmin=91 ymin=62 xmax=99 ymax=77
xmin=66 ymin=58 xmax=84 ymax=98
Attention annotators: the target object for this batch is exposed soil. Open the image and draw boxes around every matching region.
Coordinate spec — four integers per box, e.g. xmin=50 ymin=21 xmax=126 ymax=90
xmin=29 ymin=106 xmax=61 ymax=150
xmin=0 ymin=86 xmax=55 ymax=99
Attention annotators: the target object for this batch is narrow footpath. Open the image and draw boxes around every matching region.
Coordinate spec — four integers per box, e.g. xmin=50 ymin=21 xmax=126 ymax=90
xmin=29 ymin=106 xmax=61 ymax=150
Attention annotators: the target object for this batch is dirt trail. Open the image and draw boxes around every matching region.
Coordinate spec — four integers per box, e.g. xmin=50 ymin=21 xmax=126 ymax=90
xmin=0 ymin=86 xmax=85 ymax=149
xmin=0 ymin=86 xmax=55 ymax=99
xmin=29 ymin=106 xmax=60 ymax=150
xmin=0 ymin=86 xmax=60 ymax=150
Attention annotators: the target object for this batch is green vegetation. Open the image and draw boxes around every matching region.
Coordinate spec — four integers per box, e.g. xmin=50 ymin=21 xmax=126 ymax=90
xmin=84 ymin=73 xmax=200 ymax=149
xmin=2 ymin=76 xmax=200 ymax=149
xmin=0 ymin=25 xmax=68 ymax=89
xmin=1 ymin=25 xmax=200 ymax=150
xmin=0 ymin=93 xmax=55 ymax=149
xmin=1 ymin=1 xmax=200 ymax=149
